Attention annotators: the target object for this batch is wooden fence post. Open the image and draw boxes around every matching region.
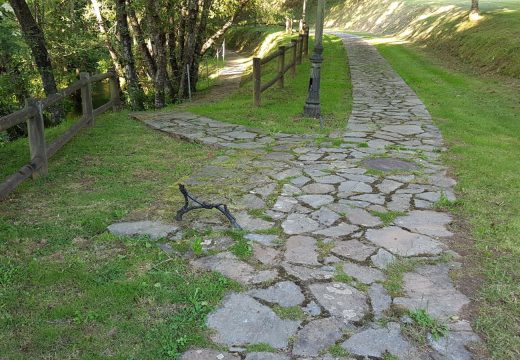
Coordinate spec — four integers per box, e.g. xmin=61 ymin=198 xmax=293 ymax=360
xmin=298 ymin=35 xmax=304 ymax=64
xmin=25 ymin=98 xmax=48 ymax=178
xmin=291 ymin=40 xmax=298 ymax=76
xmin=109 ymin=70 xmax=122 ymax=110
xmin=304 ymin=27 xmax=309 ymax=55
xmin=253 ymin=57 xmax=261 ymax=106
xmin=278 ymin=46 xmax=285 ymax=88
xmin=80 ymin=72 xmax=94 ymax=127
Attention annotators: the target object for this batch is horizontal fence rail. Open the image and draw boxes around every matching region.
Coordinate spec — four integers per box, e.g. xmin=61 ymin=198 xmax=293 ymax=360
xmin=0 ymin=70 xmax=121 ymax=199
xmin=253 ymin=28 xmax=309 ymax=107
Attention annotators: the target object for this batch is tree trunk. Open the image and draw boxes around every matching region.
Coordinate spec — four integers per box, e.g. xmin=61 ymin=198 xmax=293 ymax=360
xmin=145 ymin=0 xmax=167 ymax=108
xmin=166 ymin=0 xmax=180 ymax=100
xmin=9 ymin=0 xmax=64 ymax=124
xmin=200 ymin=0 xmax=251 ymax=56
xmin=115 ymin=0 xmax=144 ymax=110
xmin=91 ymin=0 xmax=124 ymax=76
xmin=192 ymin=0 xmax=213 ymax=90
xmin=128 ymin=4 xmax=157 ymax=80
xmin=178 ymin=0 xmax=198 ymax=99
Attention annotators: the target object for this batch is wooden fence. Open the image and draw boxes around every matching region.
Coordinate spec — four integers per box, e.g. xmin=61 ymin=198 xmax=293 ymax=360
xmin=0 ymin=70 xmax=121 ymax=199
xmin=253 ymin=28 xmax=309 ymax=107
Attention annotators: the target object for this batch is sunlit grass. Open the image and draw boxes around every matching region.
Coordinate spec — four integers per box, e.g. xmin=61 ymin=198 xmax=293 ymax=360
xmin=375 ymin=39 xmax=520 ymax=359
xmin=184 ymin=32 xmax=351 ymax=135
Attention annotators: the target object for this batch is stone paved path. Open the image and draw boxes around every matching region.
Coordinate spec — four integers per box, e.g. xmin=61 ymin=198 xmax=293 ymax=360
xmin=122 ymin=34 xmax=481 ymax=359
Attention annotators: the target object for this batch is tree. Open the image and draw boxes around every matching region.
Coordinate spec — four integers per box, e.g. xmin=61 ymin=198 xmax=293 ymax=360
xmin=8 ymin=0 xmax=63 ymax=124
xmin=115 ymin=0 xmax=145 ymax=110
xmin=470 ymin=0 xmax=480 ymax=20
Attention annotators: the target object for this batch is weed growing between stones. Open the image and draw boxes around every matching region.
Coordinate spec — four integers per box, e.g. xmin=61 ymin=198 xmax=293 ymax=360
xmin=382 ymin=352 xmax=400 ymax=360
xmin=371 ymin=210 xmax=406 ymax=226
xmin=323 ymin=343 xmax=351 ymax=357
xmin=404 ymin=309 xmax=448 ymax=344
xmin=334 ymin=263 xmax=354 ymax=284
xmin=246 ymin=343 xmax=277 ymax=352
xmin=272 ymin=305 xmax=305 ymax=320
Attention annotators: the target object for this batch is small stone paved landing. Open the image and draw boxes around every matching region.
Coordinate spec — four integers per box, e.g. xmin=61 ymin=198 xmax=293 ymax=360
xmin=121 ymin=34 xmax=481 ymax=359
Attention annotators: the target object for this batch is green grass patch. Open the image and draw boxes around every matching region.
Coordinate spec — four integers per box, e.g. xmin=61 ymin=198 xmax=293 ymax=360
xmin=404 ymin=309 xmax=448 ymax=345
xmin=371 ymin=210 xmax=406 ymax=226
xmin=185 ymin=32 xmax=351 ymax=135
xmin=246 ymin=343 xmax=277 ymax=353
xmin=323 ymin=343 xmax=351 ymax=357
xmin=0 ymin=111 xmax=242 ymax=359
xmin=383 ymin=258 xmax=419 ymax=297
xmin=272 ymin=305 xmax=305 ymax=320
xmin=376 ymin=39 xmax=520 ymax=358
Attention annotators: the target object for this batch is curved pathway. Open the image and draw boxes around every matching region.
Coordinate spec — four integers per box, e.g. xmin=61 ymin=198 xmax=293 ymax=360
xmin=128 ymin=34 xmax=481 ymax=360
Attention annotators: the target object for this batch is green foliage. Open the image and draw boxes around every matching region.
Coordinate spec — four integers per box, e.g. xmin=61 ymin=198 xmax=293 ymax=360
xmin=191 ymin=237 xmax=204 ymax=255
xmin=324 ymin=344 xmax=350 ymax=357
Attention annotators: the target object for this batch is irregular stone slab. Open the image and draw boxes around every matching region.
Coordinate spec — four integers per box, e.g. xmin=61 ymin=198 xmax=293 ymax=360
xmin=282 ymin=214 xmax=320 ymax=235
xmin=338 ymin=181 xmax=372 ymax=194
xmin=273 ymin=196 xmax=298 ymax=213
xmin=309 ymin=283 xmax=369 ymax=322
xmin=341 ymin=323 xmax=421 ymax=359
xmin=332 ymin=240 xmax=377 ymax=261
xmin=311 ymin=207 xmax=340 ymax=226
xmin=254 ymin=183 xmax=277 ymax=198
xmin=190 ymin=252 xmax=277 ymax=285
xmin=349 ymin=193 xmax=385 ymax=205
xmin=388 ymin=193 xmax=412 ymax=212
xmin=362 ymin=157 xmax=419 ymax=172
xmin=248 ymin=281 xmax=304 ymax=307
xmin=365 ymin=226 xmax=444 ymax=256
xmin=252 ymin=243 xmax=280 ymax=265
xmin=346 ymin=208 xmax=383 ymax=227
xmin=282 ymin=262 xmax=334 ymax=282
xmin=240 ymin=194 xmax=266 ymax=210
xmin=315 ymin=175 xmax=345 ymax=184
xmin=303 ymin=301 xmax=322 ymax=316
xmin=394 ymin=210 xmax=453 ymax=237
xmin=370 ymin=248 xmax=396 ymax=270
xmin=382 ymin=124 xmax=424 ymax=135
xmin=285 ymin=235 xmax=320 ymax=265
xmin=245 ymin=353 xmax=290 ymax=360
xmin=181 ymin=349 xmax=240 ymax=360
xmin=302 ymin=183 xmax=335 ymax=194
xmin=245 ymin=233 xmax=279 ymax=247
xmin=281 ymin=184 xmax=301 ymax=197
xmin=342 ymin=262 xmax=386 ymax=284
xmin=298 ymin=195 xmax=334 ymax=209
xmin=293 ymin=318 xmax=345 ymax=357
xmin=369 ymin=283 xmax=391 ymax=319
xmin=107 ymin=221 xmax=178 ymax=240
xmin=207 ymin=293 xmax=300 ymax=349
xmin=291 ymin=176 xmax=311 ymax=187
xmin=313 ymin=223 xmax=359 ymax=238
xmin=428 ymin=320 xmax=481 ymax=360
xmin=236 ymin=212 xmax=274 ymax=231
xmin=227 ymin=130 xmax=257 ymax=139
xmin=377 ymin=179 xmax=403 ymax=193
xmin=393 ymin=264 xmax=470 ymax=319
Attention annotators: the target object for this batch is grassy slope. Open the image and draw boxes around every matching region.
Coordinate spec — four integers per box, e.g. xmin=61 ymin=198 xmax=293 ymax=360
xmin=0 ymin=112 xmax=240 ymax=359
xmin=185 ymin=31 xmax=351 ymax=135
xmin=319 ymin=0 xmax=520 ymax=78
xmin=375 ymin=40 xmax=520 ymax=359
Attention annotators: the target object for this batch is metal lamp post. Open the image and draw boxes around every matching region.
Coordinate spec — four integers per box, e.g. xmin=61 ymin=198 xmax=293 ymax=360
xmin=303 ymin=0 xmax=325 ymax=118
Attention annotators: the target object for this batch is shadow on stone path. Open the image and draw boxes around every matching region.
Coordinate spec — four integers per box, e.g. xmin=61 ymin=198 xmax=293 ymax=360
xmin=117 ymin=34 xmax=483 ymax=360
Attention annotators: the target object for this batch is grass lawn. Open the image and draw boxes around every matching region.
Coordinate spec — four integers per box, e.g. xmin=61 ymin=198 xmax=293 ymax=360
xmin=185 ymin=33 xmax=351 ymax=135
xmin=0 ymin=112 xmax=240 ymax=359
xmin=374 ymin=38 xmax=520 ymax=359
